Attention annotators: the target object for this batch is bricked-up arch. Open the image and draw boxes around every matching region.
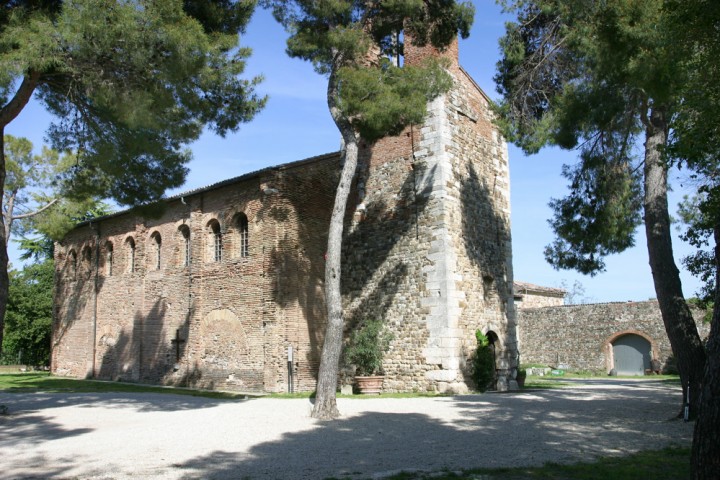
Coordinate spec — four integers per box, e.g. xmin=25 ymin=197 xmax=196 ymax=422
xmin=206 ymin=219 xmax=222 ymax=262
xmin=194 ymin=308 xmax=264 ymax=391
xmin=234 ymin=212 xmax=249 ymax=258
xmin=149 ymin=231 xmax=162 ymax=270
xmin=104 ymin=241 xmax=114 ymax=276
xmin=125 ymin=237 xmax=136 ymax=273
xmin=603 ymin=329 xmax=659 ymax=374
xmin=177 ymin=224 xmax=191 ymax=267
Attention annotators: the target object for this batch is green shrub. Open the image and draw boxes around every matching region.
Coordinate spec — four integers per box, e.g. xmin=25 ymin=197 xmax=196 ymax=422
xmin=472 ymin=330 xmax=494 ymax=392
xmin=344 ymin=319 xmax=392 ymax=376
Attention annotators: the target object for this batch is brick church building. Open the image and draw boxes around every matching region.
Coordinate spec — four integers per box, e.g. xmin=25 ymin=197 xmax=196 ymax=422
xmin=52 ymin=38 xmax=518 ymax=394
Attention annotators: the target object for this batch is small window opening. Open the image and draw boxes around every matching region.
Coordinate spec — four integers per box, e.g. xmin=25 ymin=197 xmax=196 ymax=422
xmin=178 ymin=225 xmax=191 ymax=267
xmin=106 ymin=242 xmax=114 ymax=276
xmin=126 ymin=237 xmax=136 ymax=273
xmin=208 ymin=220 xmax=222 ymax=262
xmin=237 ymin=213 xmax=249 ymax=258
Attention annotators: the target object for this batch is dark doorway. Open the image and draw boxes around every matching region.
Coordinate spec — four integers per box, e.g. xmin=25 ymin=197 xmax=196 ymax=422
xmin=486 ymin=330 xmax=499 ymax=387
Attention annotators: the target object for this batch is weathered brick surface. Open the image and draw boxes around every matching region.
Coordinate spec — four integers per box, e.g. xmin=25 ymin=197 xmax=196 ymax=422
xmin=52 ymin=40 xmax=517 ymax=393
xmin=54 ymin=155 xmax=338 ymax=392
xmin=518 ymin=301 xmax=711 ymax=373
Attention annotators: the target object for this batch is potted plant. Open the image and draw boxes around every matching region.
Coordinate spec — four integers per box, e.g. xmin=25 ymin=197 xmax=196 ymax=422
xmin=344 ymin=318 xmax=392 ymax=394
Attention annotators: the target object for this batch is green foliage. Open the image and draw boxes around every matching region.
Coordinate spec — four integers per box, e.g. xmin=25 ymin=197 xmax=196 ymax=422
xmin=544 ymin=152 xmax=643 ymax=275
xmin=1 ymin=259 xmax=53 ymax=366
xmin=344 ymin=319 xmax=392 ymax=376
xmin=494 ymin=0 xmax=680 ymax=276
xmin=262 ymin=0 xmax=474 ymax=140
xmin=384 ymin=446 xmax=691 ymax=480
xmin=471 ymin=330 xmax=494 ymax=392
xmin=0 ymin=372 xmax=249 ymax=399
xmin=338 ymin=58 xmax=452 ymax=141
xmin=0 ymin=0 xmax=265 ymax=207
xmin=678 ymin=193 xmax=718 ymax=304
xmin=4 ymin=135 xmax=113 ymax=242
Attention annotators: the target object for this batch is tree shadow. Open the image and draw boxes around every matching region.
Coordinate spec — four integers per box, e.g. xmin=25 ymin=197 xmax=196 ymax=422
xmin=460 ymin=162 xmax=513 ymax=311
xmin=52 ymin=262 xmax=97 ymax=374
xmin=93 ymin=296 xmax=194 ymax=389
xmin=169 ymin=381 xmax=689 ymax=480
xmin=254 ymin=156 xmax=435 ymax=388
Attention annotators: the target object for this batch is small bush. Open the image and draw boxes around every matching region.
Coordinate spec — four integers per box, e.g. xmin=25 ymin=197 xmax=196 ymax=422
xmin=472 ymin=330 xmax=494 ymax=392
xmin=344 ymin=319 xmax=392 ymax=376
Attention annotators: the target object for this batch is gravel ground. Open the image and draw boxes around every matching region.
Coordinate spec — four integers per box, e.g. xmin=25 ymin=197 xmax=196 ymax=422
xmin=1 ymin=379 xmax=693 ymax=480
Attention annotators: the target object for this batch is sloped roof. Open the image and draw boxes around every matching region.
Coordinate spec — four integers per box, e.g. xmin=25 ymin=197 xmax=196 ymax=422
xmin=74 ymin=151 xmax=341 ymax=228
xmin=513 ymin=281 xmax=566 ymax=297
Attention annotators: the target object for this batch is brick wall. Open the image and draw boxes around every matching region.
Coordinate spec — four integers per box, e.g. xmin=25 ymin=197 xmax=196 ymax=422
xmin=54 ymin=155 xmax=339 ymax=392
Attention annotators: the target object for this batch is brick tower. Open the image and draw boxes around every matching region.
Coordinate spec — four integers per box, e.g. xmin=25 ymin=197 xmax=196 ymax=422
xmin=342 ymin=38 xmax=518 ymax=392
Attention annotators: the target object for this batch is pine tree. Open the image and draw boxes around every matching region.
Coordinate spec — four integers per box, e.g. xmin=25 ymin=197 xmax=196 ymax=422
xmin=0 ymin=0 xmax=266 ymax=353
xmin=494 ymin=0 xmax=707 ymax=420
xmin=261 ymin=0 xmax=474 ymax=419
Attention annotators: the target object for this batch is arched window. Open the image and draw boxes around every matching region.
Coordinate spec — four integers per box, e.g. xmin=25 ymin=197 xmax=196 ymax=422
xmin=150 ymin=232 xmax=162 ymax=270
xmin=81 ymin=246 xmax=92 ymax=278
xmin=68 ymin=250 xmax=77 ymax=278
xmin=236 ymin=212 xmax=249 ymax=258
xmin=105 ymin=242 xmax=114 ymax=276
xmin=178 ymin=225 xmax=191 ymax=267
xmin=126 ymin=237 xmax=136 ymax=273
xmin=207 ymin=219 xmax=222 ymax=262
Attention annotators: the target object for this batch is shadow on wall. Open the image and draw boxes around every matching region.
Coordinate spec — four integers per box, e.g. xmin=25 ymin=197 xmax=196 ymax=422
xmin=342 ymin=161 xmax=435 ymax=297
xmin=255 ymin=166 xmax=337 ymax=387
xmin=94 ymin=297 xmax=193 ymax=387
xmin=339 ymin=160 xmax=436 ymax=376
xmin=460 ymin=163 xmax=511 ymax=308
xmin=259 ymin=157 xmax=435 ymax=385
xmin=459 ymin=163 xmax=513 ymax=386
xmin=52 ymin=261 xmax=98 ymax=371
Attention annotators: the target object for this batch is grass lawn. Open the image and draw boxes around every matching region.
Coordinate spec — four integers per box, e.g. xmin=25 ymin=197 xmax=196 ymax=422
xmin=523 ymin=374 xmax=680 ymax=390
xmin=0 ymin=372 xmax=251 ymax=400
xmin=378 ymin=446 xmax=690 ymax=480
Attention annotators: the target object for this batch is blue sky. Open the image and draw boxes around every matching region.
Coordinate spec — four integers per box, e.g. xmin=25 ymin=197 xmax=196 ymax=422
xmin=5 ymin=2 xmax=707 ymax=302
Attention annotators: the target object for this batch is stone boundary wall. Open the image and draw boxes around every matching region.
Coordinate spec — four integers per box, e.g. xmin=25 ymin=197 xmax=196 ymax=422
xmin=518 ymin=300 xmax=711 ymax=373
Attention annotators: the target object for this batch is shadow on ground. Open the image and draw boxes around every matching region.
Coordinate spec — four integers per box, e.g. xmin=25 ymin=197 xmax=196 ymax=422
xmin=170 ymin=381 xmax=691 ymax=480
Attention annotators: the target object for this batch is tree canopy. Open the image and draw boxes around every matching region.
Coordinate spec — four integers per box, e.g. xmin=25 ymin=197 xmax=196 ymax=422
xmin=0 ymin=0 xmax=266 ymax=354
xmin=0 ymin=0 xmax=265 ymax=205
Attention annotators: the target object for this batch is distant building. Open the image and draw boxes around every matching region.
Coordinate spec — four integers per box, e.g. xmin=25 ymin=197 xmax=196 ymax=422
xmin=513 ymin=281 xmax=566 ymax=309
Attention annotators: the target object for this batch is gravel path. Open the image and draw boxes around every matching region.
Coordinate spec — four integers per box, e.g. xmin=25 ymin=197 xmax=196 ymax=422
xmin=1 ymin=379 xmax=693 ymax=479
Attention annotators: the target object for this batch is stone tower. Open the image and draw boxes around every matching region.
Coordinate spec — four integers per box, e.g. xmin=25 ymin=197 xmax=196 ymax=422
xmin=342 ymin=38 xmax=518 ymax=392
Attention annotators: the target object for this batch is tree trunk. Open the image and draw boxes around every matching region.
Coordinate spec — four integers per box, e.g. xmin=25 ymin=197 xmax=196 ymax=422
xmin=0 ymin=72 xmax=41 ymax=356
xmin=0 ymin=132 xmax=8 ymax=354
xmin=643 ymin=106 xmax=707 ymax=417
xmin=311 ymin=63 xmax=360 ymax=420
xmin=691 ymin=222 xmax=720 ymax=478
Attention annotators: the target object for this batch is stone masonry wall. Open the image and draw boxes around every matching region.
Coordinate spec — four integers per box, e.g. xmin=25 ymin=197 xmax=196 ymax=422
xmin=341 ymin=40 xmax=516 ymax=393
xmin=518 ymin=301 xmax=712 ymax=373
